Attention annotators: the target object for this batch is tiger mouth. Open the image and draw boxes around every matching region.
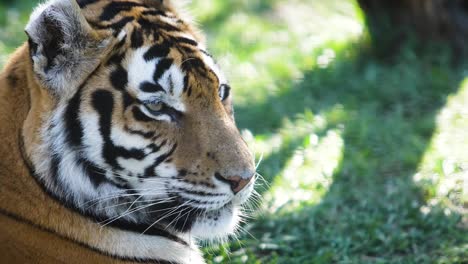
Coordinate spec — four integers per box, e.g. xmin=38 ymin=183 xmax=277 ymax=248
xmin=185 ymin=181 xmax=254 ymax=213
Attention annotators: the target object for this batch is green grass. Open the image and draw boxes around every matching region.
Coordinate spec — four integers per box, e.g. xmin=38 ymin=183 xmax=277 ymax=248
xmin=1 ymin=0 xmax=467 ymax=263
xmin=0 ymin=0 xmax=34 ymax=67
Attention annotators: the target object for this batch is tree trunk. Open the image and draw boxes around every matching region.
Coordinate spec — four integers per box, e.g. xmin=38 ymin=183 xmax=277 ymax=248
xmin=358 ymin=0 xmax=468 ymax=55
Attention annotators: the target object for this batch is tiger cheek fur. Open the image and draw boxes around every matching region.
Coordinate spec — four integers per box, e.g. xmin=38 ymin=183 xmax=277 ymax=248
xmin=0 ymin=0 xmax=257 ymax=263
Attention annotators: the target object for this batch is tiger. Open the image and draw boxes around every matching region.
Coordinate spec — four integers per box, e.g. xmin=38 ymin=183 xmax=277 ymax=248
xmin=0 ymin=0 xmax=256 ymax=263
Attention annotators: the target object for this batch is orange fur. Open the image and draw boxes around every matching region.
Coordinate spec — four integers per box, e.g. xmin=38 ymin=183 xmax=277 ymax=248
xmin=0 ymin=45 xmax=149 ymax=264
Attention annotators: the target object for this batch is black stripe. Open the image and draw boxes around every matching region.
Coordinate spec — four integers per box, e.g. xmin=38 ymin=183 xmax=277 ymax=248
xmin=183 ymin=75 xmax=190 ymax=93
xmin=90 ymin=17 xmax=134 ymax=32
xmin=109 ymin=16 xmax=134 ymax=31
xmin=116 ymin=146 xmax=146 ymax=160
xmin=110 ymin=66 xmax=128 ymax=91
xmin=219 ymin=84 xmax=231 ymax=101
xmin=141 ymin=10 xmax=169 ymax=17
xmin=147 ymin=142 xmax=162 ymax=153
xmin=40 ymin=120 xmax=63 ymax=190
xmin=144 ymin=43 xmax=170 ymax=61
xmin=107 ymin=52 xmax=125 ymax=66
xmin=153 ymin=58 xmax=173 ymax=81
xmin=79 ymin=158 xmax=109 ymax=187
xmin=133 ymin=106 xmax=154 ymax=122
xmin=50 ymin=153 xmax=61 ymax=190
xmin=179 ymin=178 xmax=215 ymax=188
xmin=181 ymin=58 xmax=207 ymax=76
xmin=91 ymin=90 xmax=119 ymax=169
xmin=140 ymin=82 xmax=165 ymax=93
xmin=177 ymin=188 xmax=225 ymax=197
xmin=174 ymin=37 xmax=198 ymax=47
xmin=122 ymin=91 xmax=135 ymax=109
xmin=77 ymin=0 xmax=99 ymax=8
xmin=125 ymin=125 xmax=156 ymax=139
xmin=131 ymin=29 xmax=144 ymax=48
xmin=64 ymin=85 xmax=84 ymax=146
xmin=138 ymin=17 xmax=180 ymax=32
xmin=100 ymin=1 xmax=146 ymax=21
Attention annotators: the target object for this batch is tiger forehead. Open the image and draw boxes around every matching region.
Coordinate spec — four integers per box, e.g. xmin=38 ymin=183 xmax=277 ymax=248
xmin=79 ymin=0 xmax=199 ymax=40
xmin=80 ymin=0 xmax=226 ymax=107
xmin=81 ymin=2 xmax=219 ymax=74
xmin=122 ymin=46 xmax=224 ymax=115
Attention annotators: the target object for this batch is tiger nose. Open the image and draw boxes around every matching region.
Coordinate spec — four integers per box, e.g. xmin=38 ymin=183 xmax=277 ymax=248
xmin=215 ymin=172 xmax=254 ymax=194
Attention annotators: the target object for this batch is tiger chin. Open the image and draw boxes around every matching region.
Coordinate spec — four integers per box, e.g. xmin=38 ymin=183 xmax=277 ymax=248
xmin=0 ymin=0 xmax=256 ymax=263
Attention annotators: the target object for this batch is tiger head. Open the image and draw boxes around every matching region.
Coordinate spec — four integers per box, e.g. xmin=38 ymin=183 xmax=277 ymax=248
xmin=21 ymin=0 xmax=256 ymax=240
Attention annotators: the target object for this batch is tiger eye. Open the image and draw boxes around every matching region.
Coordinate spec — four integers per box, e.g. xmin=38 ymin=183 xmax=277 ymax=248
xmin=146 ymin=102 xmax=164 ymax=112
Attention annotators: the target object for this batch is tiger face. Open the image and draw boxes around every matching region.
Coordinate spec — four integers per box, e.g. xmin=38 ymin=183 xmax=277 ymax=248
xmin=21 ymin=0 xmax=256 ymax=239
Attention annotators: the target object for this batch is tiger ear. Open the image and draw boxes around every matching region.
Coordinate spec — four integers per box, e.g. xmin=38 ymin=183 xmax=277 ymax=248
xmin=25 ymin=0 xmax=112 ymax=95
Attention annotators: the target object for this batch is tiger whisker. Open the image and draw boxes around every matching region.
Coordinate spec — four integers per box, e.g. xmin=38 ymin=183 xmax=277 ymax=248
xmin=255 ymin=151 xmax=264 ymax=171
xmin=96 ymin=200 xmax=145 ymax=211
xmin=236 ymin=222 xmax=257 ymax=241
xmin=95 ymin=195 xmax=168 ymax=212
xmin=165 ymin=205 xmax=194 ymax=231
xmin=141 ymin=200 xmax=193 ymax=235
xmin=99 ymin=198 xmax=176 ymax=227
xmin=180 ymin=205 xmax=194 ymax=233
xmin=122 ymin=194 xmax=144 ymax=214
xmin=82 ymin=190 xmax=170 ymax=208
xmin=254 ymin=172 xmax=270 ymax=189
xmin=87 ymin=166 xmax=173 ymax=184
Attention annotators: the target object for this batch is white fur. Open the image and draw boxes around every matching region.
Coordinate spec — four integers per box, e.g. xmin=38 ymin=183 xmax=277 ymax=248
xmin=81 ymin=113 xmax=106 ymax=162
xmin=191 ymin=205 xmax=240 ymax=239
xmin=200 ymin=51 xmax=227 ymax=85
xmin=128 ymin=47 xmax=186 ymax=115
xmin=128 ymin=47 xmax=158 ymax=93
xmin=86 ymin=227 xmax=204 ymax=264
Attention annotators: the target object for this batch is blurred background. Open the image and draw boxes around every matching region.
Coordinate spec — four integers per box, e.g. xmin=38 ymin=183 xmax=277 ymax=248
xmin=1 ymin=0 xmax=467 ymax=263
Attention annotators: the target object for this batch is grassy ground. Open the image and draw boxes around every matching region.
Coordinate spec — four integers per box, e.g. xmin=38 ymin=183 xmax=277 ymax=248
xmin=1 ymin=0 xmax=467 ymax=263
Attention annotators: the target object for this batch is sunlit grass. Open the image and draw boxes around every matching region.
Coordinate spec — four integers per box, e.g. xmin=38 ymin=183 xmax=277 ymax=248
xmin=192 ymin=0 xmax=467 ymax=262
xmin=191 ymin=0 xmax=363 ymax=106
xmin=415 ymin=80 xmax=468 ymax=220
xmin=248 ymin=112 xmax=345 ymax=212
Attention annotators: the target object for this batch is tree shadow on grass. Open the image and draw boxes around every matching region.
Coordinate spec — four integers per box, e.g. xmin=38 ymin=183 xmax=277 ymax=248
xmin=230 ymin=42 xmax=468 ymax=263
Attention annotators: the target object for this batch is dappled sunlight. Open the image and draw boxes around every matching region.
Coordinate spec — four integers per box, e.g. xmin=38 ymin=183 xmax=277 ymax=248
xmin=414 ymin=79 xmax=468 ymax=219
xmin=241 ymin=109 xmax=345 ymax=213
xmin=189 ymin=0 xmax=364 ymax=106
xmin=266 ymin=127 xmax=344 ymax=212
xmin=274 ymin=0 xmax=363 ymax=54
xmin=220 ymin=36 xmax=468 ymax=261
xmin=317 ymin=48 xmax=337 ymax=68
xmin=242 ymin=111 xmax=328 ymax=159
